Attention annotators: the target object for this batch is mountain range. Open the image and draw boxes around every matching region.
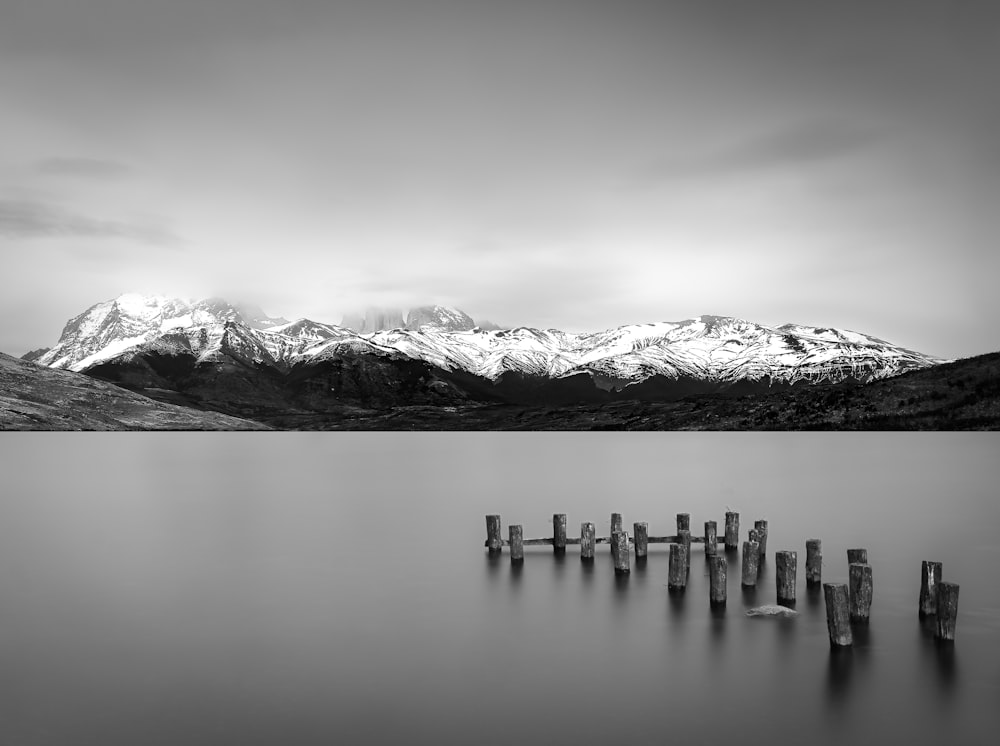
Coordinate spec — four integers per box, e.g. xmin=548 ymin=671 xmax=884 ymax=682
xmin=5 ymin=292 xmax=966 ymax=428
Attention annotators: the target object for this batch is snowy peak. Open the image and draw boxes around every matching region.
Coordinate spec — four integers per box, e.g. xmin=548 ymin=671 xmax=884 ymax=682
xmin=36 ymin=294 xmax=287 ymax=371
xmin=405 ymin=305 xmax=475 ymax=332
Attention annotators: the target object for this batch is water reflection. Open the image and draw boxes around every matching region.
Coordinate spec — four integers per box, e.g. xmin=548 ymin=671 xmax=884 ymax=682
xmin=805 ymin=583 xmax=822 ymax=615
xmin=916 ymin=618 xmax=959 ymax=700
xmin=826 ymin=647 xmax=855 ymax=705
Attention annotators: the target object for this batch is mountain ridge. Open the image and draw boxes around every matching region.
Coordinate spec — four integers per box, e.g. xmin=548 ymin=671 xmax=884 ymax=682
xmin=32 ymin=294 xmax=945 ymax=394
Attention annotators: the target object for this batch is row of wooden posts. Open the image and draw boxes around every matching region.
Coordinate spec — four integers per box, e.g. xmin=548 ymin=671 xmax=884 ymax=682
xmin=485 ymin=512 xmax=960 ymax=644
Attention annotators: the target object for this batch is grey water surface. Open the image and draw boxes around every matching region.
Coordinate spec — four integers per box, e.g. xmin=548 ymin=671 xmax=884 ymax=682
xmin=1 ymin=433 xmax=998 ymax=745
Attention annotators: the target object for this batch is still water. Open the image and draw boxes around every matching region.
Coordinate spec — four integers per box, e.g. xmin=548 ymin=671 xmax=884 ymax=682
xmin=1 ymin=433 xmax=998 ymax=745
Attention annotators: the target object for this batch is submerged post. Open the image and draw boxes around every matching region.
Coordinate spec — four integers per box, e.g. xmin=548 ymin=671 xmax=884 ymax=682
xmin=709 ymin=555 xmax=727 ymax=608
xmin=824 ymin=583 xmax=853 ymax=647
xmin=776 ymin=550 xmax=797 ymax=606
xmin=668 ymin=543 xmax=686 ymax=591
xmin=704 ymin=521 xmax=718 ymax=557
xmin=806 ymin=539 xmax=822 ymax=587
xmin=678 ymin=529 xmax=691 ymax=578
xmin=741 ymin=540 xmax=760 ymax=587
xmin=848 ymin=563 xmax=873 ymax=624
xmin=611 ymin=512 xmax=623 ymax=536
xmin=677 ymin=513 xmax=690 ymax=532
xmin=611 ymin=531 xmax=630 ymax=575
xmin=509 ymin=525 xmax=524 ymax=564
xmin=919 ymin=561 xmax=943 ymax=618
xmin=633 ymin=522 xmax=648 ymax=559
xmin=553 ymin=513 xmax=567 ymax=555
xmin=724 ymin=511 xmax=740 ymax=552
xmin=486 ymin=514 xmax=502 ymax=555
xmin=847 ymin=548 xmax=868 ymax=565
xmin=580 ymin=522 xmax=596 ymax=561
xmin=935 ymin=582 xmax=959 ymax=642
xmin=754 ymin=520 xmax=769 ymax=560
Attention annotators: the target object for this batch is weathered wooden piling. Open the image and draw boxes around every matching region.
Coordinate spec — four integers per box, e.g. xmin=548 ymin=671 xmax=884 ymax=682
xmin=754 ymin=520 xmax=769 ymax=560
xmin=776 ymin=550 xmax=797 ymax=605
xmin=668 ymin=543 xmax=686 ymax=590
xmin=847 ymin=548 xmax=868 ymax=565
xmin=935 ymin=582 xmax=959 ymax=642
xmin=678 ymin=529 xmax=691 ymax=577
xmin=823 ymin=583 xmax=853 ymax=647
xmin=552 ymin=513 xmax=567 ymax=554
xmin=611 ymin=531 xmax=630 ymax=575
xmin=805 ymin=539 xmax=822 ymax=587
xmin=676 ymin=513 xmax=690 ymax=532
xmin=509 ymin=525 xmax=524 ymax=563
xmin=580 ymin=522 xmax=596 ymax=561
xmin=486 ymin=514 xmax=502 ymax=555
xmin=724 ymin=511 xmax=740 ymax=551
xmin=704 ymin=520 xmax=718 ymax=557
xmin=741 ymin=540 xmax=760 ymax=587
xmin=919 ymin=561 xmax=943 ymax=618
xmin=848 ymin=562 xmax=873 ymax=624
xmin=611 ymin=512 xmax=623 ymax=536
xmin=709 ymin=555 xmax=727 ymax=608
xmin=633 ymin=522 xmax=648 ymax=558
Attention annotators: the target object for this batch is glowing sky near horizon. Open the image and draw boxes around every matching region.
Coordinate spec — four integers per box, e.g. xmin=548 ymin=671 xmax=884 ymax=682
xmin=1 ymin=0 xmax=998 ymax=359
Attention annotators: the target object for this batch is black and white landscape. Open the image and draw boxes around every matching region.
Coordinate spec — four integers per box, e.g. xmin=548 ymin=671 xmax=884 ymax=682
xmin=3 ymin=3 xmax=1000 ymax=746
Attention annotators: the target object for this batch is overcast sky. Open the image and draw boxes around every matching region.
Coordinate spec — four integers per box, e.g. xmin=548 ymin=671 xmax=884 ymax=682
xmin=2 ymin=0 xmax=998 ymax=358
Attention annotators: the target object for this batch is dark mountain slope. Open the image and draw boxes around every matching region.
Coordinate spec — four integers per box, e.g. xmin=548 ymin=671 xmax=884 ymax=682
xmin=0 ymin=353 xmax=266 ymax=430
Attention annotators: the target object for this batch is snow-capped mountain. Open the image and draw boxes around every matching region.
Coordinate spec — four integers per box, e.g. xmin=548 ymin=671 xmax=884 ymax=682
xmin=35 ymin=294 xmax=289 ymax=371
xmin=33 ymin=294 xmax=945 ymax=389
xmin=405 ymin=305 xmax=476 ymax=332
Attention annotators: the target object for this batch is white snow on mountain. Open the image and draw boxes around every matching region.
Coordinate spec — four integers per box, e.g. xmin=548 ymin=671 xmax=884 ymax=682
xmin=34 ymin=294 xmax=946 ymax=385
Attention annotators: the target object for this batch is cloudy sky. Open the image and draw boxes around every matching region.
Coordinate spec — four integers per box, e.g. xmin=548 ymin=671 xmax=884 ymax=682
xmin=2 ymin=0 xmax=998 ymax=358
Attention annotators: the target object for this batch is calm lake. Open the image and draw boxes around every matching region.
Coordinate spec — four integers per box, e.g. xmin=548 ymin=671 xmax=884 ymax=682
xmin=1 ymin=433 xmax=998 ymax=745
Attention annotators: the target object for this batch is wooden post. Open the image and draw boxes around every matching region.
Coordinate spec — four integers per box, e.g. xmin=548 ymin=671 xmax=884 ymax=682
xmin=776 ymin=550 xmax=797 ymax=606
xmin=824 ymin=583 xmax=853 ymax=647
xmin=676 ymin=513 xmax=690 ymax=532
xmin=668 ymin=543 xmax=686 ymax=590
xmin=553 ymin=513 xmax=567 ymax=554
xmin=748 ymin=529 xmax=762 ymax=578
xmin=709 ymin=555 xmax=727 ymax=608
xmin=741 ymin=540 xmax=760 ymax=587
xmin=678 ymin=529 xmax=691 ymax=578
xmin=919 ymin=561 xmax=943 ymax=618
xmin=611 ymin=531 xmax=630 ymax=575
xmin=754 ymin=520 xmax=768 ymax=560
xmin=580 ymin=522 xmax=596 ymax=561
xmin=509 ymin=525 xmax=524 ymax=564
xmin=704 ymin=521 xmax=718 ymax=557
xmin=806 ymin=539 xmax=822 ymax=587
xmin=486 ymin=514 xmax=502 ymax=555
xmin=935 ymin=582 xmax=959 ymax=642
xmin=724 ymin=511 xmax=739 ymax=551
xmin=633 ymin=522 xmax=648 ymax=559
xmin=847 ymin=548 xmax=868 ymax=565
xmin=611 ymin=512 xmax=623 ymax=536
xmin=849 ymin=563 xmax=873 ymax=624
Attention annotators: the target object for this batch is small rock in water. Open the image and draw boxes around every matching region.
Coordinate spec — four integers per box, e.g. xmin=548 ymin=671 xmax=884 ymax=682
xmin=746 ymin=604 xmax=799 ymax=618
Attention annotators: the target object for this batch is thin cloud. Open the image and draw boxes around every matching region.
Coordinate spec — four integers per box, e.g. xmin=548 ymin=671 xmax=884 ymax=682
xmin=0 ymin=200 xmax=182 ymax=246
xmin=35 ymin=157 xmax=131 ymax=180
xmin=634 ymin=120 xmax=883 ymax=188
